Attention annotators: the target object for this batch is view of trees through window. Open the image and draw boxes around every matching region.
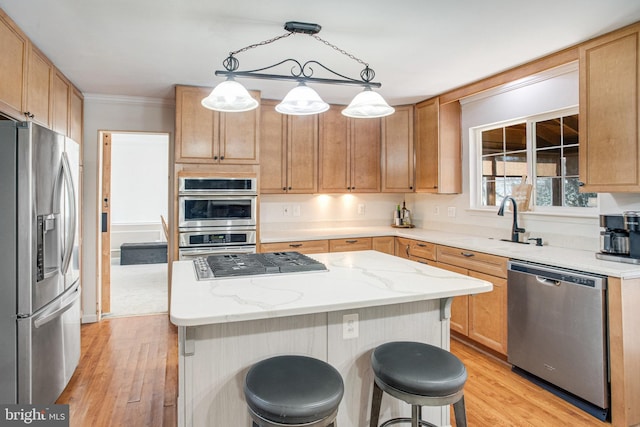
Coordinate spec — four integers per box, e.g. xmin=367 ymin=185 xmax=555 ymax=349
xmin=479 ymin=112 xmax=597 ymax=208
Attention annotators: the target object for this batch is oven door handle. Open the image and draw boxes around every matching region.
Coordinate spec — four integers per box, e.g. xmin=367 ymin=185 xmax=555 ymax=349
xmin=179 ymin=246 xmax=257 ymax=258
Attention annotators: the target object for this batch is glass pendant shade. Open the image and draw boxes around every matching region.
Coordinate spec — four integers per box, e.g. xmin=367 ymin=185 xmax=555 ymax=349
xmin=275 ymin=83 xmax=330 ymax=115
xmin=342 ymin=88 xmax=395 ymax=118
xmin=201 ymin=79 xmax=259 ymax=112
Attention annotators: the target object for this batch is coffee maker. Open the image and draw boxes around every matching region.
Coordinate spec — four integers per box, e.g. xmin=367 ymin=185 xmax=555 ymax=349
xmin=596 ymin=212 xmax=640 ymax=264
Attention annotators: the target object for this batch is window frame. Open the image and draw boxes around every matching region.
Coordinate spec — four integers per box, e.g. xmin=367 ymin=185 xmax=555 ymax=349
xmin=471 ymin=106 xmax=598 ymax=213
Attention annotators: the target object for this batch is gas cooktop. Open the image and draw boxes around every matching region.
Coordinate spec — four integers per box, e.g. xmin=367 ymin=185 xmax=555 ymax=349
xmin=193 ymin=252 xmax=328 ymax=280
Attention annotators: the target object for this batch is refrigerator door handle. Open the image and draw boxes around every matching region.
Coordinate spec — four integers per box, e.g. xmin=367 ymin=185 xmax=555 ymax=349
xmin=33 ymin=284 xmax=80 ymax=329
xmin=60 ymin=152 xmax=77 ymax=275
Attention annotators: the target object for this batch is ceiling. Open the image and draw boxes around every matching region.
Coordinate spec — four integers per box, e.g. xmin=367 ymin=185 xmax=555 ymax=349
xmin=2 ymin=0 xmax=640 ymax=106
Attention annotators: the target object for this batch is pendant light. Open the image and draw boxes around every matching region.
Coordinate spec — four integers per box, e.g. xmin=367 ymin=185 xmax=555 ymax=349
xmin=201 ymin=78 xmax=259 ymax=112
xmin=203 ymin=21 xmax=394 ymax=118
xmin=342 ymin=87 xmax=395 ymax=118
xmin=275 ymin=83 xmax=329 ymax=115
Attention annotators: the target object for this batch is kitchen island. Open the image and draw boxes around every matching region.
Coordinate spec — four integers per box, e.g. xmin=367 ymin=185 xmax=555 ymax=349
xmin=170 ymin=250 xmax=492 ymax=427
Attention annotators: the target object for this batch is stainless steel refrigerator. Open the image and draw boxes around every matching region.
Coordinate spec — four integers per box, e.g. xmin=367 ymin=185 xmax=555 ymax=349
xmin=0 ymin=121 xmax=81 ymax=404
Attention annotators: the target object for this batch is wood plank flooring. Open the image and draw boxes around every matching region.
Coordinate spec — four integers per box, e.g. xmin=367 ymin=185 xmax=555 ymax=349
xmin=56 ymin=314 xmax=609 ymax=427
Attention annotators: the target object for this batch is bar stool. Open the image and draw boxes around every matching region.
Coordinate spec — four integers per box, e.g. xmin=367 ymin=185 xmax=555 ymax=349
xmin=244 ymin=355 xmax=344 ymax=427
xmin=369 ymin=341 xmax=468 ymax=427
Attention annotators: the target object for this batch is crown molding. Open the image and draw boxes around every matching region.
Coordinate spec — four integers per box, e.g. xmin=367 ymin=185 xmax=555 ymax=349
xmin=83 ymin=93 xmax=175 ymax=107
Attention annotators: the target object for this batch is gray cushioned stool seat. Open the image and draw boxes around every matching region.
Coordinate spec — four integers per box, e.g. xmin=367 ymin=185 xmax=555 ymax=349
xmin=371 ymin=341 xmax=467 ymax=397
xmin=244 ymin=355 xmax=344 ymax=425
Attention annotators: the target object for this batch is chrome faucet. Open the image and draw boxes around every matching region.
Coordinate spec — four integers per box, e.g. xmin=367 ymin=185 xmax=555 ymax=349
xmin=497 ymin=196 xmax=525 ymax=243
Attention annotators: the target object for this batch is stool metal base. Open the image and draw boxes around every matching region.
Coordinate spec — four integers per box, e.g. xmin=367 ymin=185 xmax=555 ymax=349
xmin=249 ymin=407 xmax=338 ymax=427
xmin=370 ymin=378 xmax=467 ymax=427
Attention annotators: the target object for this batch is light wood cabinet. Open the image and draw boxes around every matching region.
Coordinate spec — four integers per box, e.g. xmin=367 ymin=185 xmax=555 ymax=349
xmin=69 ymin=86 xmax=83 ymax=144
xmin=260 ymin=100 xmax=317 ymax=193
xmin=372 ymin=236 xmax=395 ymax=255
xmin=318 ymin=105 xmax=381 ymax=193
xmin=414 ymin=97 xmax=461 ymax=194
xmin=579 ymin=23 xmax=640 ymax=192
xmin=25 ymin=44 xmax=53 ymax=128
xmin=329 ymin=237 xmax=372 ymax=252
xmin=52 ymin=70 xmax=70 ymax=136
xmin=382 ymin=105 xmax=414 ymax=192
xmin=175 ymin=85 xmax=260 ymax=164
xmin=395 ymin=237 xmax=436 ymax=264
xmin=260 ymin=240 xmax=329 ymax=254
xmin=436 ymin=245 xmax=508 ymax=355
xmin=0 ymin=9 xmax=27 ymax=120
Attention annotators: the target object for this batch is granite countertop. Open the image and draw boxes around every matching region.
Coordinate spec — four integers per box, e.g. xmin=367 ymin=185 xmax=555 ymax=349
xmin=170 ymin=250 xmax=492 ymax=327
xmin=260 ymin=226 xmax=640 ymax=279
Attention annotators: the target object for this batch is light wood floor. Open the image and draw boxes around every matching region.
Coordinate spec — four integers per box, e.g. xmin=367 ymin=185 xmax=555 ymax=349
xmin=57 ymin=314 xmax=609 ymax=427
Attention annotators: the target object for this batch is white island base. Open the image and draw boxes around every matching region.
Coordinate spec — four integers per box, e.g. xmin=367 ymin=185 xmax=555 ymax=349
xmin=171 ymin=251 xmax=492 ymax=427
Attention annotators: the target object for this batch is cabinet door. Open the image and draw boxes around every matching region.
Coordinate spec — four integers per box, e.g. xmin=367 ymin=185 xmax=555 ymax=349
xmin=468 ymin=270 xmax=508 ymax=355
xmin=350 ymin=117 xmax=381 ymax=192
xmin=260 ymin=101 xmax=287 ymax=193
xmin=395 ymin=237 xmax=412 ymax=259
xmin=382 ymin=105 xmax=414 ymax=192
xmin=218 ymin=90 xmax=260 ymax=164
xmin=435 ymin=262 xmax=469 ymax=336
xmin=415 ymin=98 xmax=438 ymax=192
xmin=175 ymin=85 xmax=217 ymax=162
xmin=319 ymin=106 xmax=350 ymax=192
xmin=579 ymin=24 xmax=640 ymax=191
xmin=287 ymin=115 xmax=318 ymax=193
xmin=0 ymin=10 xmax=27 ymax=119
xmin=372 ymin=236 xmax=395 ymax=255
xmin=69 ymin=86 xmax=83 ymax=144
xmin=52 ymin=70 xmax=70 ymax=136
xmin=329 ymin=237 xmax=372 ymax=252
xmin=25 ymin=44 xmax=52 ymax=128
xmin=415 ymin=97 xmax=461 ymax=194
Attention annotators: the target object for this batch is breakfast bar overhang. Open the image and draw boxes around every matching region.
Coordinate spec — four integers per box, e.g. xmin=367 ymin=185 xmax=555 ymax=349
xmin=170 ymin=250 xmax=493 ymax=427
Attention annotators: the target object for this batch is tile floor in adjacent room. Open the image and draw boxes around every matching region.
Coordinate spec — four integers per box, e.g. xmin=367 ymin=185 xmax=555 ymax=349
xmin=107 ymin=258 xmax=168 ymax=317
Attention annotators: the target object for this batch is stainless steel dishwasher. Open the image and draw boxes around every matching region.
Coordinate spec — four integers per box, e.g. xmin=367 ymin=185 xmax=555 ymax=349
xmin=507 ymin=261 xmax=608 ymax=420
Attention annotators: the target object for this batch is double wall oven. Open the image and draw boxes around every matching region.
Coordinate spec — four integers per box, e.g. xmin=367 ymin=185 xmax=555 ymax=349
xmin=178 ymin=177 xmax=257 ymax=260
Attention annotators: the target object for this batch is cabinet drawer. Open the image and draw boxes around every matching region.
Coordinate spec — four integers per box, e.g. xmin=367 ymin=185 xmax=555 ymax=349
xmin=261 ymin=240 xmax=329 ymax=254
xmin=329 ymin=237 xmax=372 ymax=252
xmin=395 ymin=237 xmax=436 ymax=261
xmin=436 ymin=245 xmax=508 ymax=278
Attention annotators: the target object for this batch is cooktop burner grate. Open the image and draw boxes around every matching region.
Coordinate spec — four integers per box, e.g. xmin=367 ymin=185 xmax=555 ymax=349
xmin=193 ymin=251 xmax=328 ymax=280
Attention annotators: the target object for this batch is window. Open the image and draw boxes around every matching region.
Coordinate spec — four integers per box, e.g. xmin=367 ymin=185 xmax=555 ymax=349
xmin=476 ymin=108 xmax=597 ymax=209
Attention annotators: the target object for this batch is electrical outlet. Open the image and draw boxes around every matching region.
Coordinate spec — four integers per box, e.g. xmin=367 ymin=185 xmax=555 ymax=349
xmin=447 ymin=207 xmax=456 ymax=217
xmin=293 ymin=205 xmax=301 ymax=217
xmin=282 ymin=205 xmax=291 ymax=216
xmin=434 ymin=206 xmax=440 ymax=216
xmin=343 ymin=313 xmax=359 ymax=339
xmin=357 ymin=204 xmax=365 ymax=215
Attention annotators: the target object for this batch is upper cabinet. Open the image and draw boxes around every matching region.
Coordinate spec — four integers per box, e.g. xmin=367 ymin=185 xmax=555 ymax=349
xmin=260 ymin=100 xmax=318 ymax=193
xmin=175 ymin=85 xmax=260 ymax=164
xmin=318 ymin=105 xmax=381 ymax=193
xmin=0 ymin=9 xmax=27 ymax=120
xmin=0 ymin=9 xmax=83 ymax=141
xmin=382 ymin=105 xmax=414 ymax=192
xmin=579 ymin=23 xmax=640 ymax=192
xmin=414 ymin=97 xmax=462 ymax=194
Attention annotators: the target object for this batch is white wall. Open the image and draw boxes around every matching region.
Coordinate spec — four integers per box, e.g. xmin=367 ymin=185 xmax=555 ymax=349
xmin=81 ymin=95 xmax=174 ymax=323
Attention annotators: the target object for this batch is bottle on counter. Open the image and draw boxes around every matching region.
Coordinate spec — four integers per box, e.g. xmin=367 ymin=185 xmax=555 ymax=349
xmin=394 ymin=205 xmax=402 ymax=226
xmin=401 ymin=201 xmax=412 ymax=226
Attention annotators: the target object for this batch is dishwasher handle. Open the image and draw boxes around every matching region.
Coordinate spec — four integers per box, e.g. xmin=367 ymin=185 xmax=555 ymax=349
xmin=536 ymin=276 xmax=561 ymax=287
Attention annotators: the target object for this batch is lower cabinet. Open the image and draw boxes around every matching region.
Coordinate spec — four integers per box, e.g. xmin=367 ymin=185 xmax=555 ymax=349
xmin=395 ymin=237 xmax=436 ymax=265
xmin=329 ymin=237 xmax=372 ymax=252
xmin=260 ymin=240 xmax=329 ymax=254
xmin=436 ymin=245 xmax=508 ymax=355
xmin=372 ymin=236 xmax=395 ymax=255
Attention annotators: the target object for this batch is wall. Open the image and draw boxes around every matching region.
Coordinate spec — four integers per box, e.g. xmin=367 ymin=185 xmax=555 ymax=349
xmin=82 ymin=94 xmax=174 ymax=323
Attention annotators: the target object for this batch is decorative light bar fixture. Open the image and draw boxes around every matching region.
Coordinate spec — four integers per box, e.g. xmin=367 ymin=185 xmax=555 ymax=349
xmin=201 ymin=21 xmax=395 ymax=118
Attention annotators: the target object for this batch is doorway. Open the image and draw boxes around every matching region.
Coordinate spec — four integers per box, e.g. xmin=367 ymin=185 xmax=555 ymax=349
xmin=100 ymin=131 xmax=170 ymax=317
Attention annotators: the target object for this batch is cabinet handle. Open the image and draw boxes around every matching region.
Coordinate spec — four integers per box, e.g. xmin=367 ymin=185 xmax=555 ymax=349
xmin=24 ymin=111 xmax=34 ymax=119
xmin=288 ymin=186 xmax=292 ymax=190
xmin=409 ymin=186 xmax=413 ymax=190
xmin=461 ymin=252 xmax=474 ymax=257
xmin=220 ymin=155 xmax=224 ymax=160
xmin=283 ymin=187 xmax=287 ymax=191
xmin=289 ymin=243 xmax=302 ymax=248
xmin=578 ymin=181 xmax=585 ymax=187
xmin=213 ymin=156 xmax=218 ymax=160
xmin=346 ymin=240 xmax=358 ymax=244
xmin=405 ymin=246 xmax=410 ymax=257
xmin=347 ymin=186 xmax=351 ymax=190
xmin=417 ymin=243 xmax=427 ymax=247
